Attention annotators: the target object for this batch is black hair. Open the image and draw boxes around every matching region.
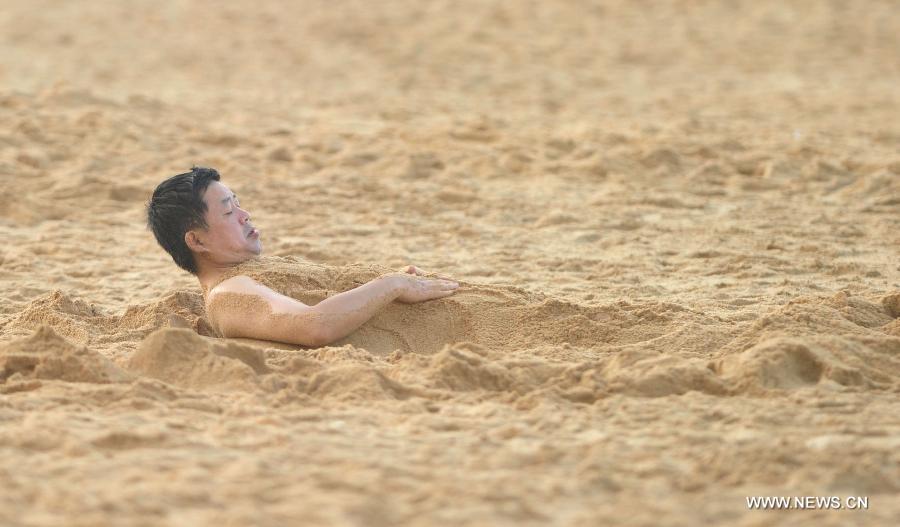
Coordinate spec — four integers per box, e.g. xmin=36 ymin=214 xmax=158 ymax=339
xmin=146 ymin=166 xmax=221 ymax=275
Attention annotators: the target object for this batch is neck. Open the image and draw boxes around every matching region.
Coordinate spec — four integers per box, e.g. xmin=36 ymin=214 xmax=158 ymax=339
xmin=196 ymin=255 xmax=257 ymax=294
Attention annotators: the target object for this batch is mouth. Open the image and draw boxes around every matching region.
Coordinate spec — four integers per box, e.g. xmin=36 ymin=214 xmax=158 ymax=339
xmin=247 ymin=228 xmax=259 ymax=238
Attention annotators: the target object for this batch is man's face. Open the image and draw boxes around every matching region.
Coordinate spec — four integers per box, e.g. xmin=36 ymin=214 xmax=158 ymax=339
xmin=190 ymin=181 xmax=262 ymax=265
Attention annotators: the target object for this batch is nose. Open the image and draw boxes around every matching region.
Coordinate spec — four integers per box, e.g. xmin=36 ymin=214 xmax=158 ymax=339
xmin=238 ymin=207 xmax=251 ymax=224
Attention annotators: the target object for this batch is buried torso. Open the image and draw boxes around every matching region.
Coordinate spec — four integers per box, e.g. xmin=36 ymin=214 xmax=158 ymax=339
xmin=200 ymin=255 xmax=604 ymax=355
xmin=201 ymin=255 xmax=477 ymax=355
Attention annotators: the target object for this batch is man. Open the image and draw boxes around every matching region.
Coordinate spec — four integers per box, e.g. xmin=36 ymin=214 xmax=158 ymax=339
xmin=146 ymin=166 xmax=460 ymax=347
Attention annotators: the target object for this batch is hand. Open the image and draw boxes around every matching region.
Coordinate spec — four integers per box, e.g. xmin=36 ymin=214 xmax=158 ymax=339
xmin=390 ymin=272 xmax=459 ymax=303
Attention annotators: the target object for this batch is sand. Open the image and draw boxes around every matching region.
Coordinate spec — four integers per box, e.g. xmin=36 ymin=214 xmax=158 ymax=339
xmin=1 ymin=0 xmax=899 ymax=525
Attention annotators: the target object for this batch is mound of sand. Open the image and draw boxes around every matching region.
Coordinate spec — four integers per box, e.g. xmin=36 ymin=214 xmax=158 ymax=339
xmin=2 ymin=289 xmax=213 ymax=362
xmin=712 ymin=291 xmax=900 ymax=393
xmin=117 ymin=290 xmax=213 ymax=337
xmin=127 ymin=328 xmax=267 ymax=392
xmin=0 ymin=325 xmax=131 ymax=386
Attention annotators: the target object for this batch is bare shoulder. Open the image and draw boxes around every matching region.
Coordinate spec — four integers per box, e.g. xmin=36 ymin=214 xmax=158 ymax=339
xmin=206 ymin=275 xmax=310 ymax=314
xmin=208 ymin=275 xmax=269 ymax=298
xmin=204 ymin=275 xmax=318 ymax=345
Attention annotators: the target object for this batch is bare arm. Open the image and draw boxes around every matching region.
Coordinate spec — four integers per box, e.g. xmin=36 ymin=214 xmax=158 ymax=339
xmin=207 ymin=272 xmax=458 ymax=347
xmin=313 ymin=272 xmax=459 ymax=342
xmin=312 ymin=275 xmax=402 ymax=343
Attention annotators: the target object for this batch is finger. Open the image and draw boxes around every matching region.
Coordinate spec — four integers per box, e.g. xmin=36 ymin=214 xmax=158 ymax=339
xmin=403 ymin=265 xmax=423 ymax=275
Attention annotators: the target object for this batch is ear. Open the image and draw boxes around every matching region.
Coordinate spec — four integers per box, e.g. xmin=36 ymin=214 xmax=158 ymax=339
xmin=184 ymin=230 xmax=207 ymax=254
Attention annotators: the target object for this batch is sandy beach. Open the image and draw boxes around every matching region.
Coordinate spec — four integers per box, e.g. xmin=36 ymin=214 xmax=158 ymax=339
xmin=1 ymin=1 xmax=899 ymax=525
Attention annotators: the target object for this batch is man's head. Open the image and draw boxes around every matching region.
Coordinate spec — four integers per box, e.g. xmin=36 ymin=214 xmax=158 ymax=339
xmin=147 ymin=167 xmax=262 ymax=275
